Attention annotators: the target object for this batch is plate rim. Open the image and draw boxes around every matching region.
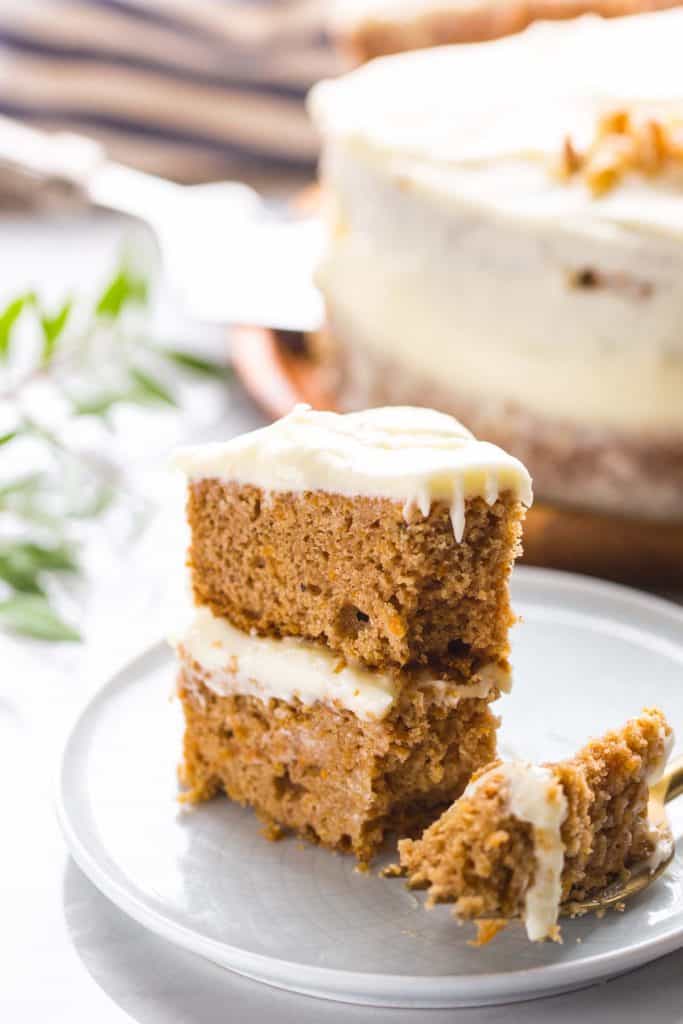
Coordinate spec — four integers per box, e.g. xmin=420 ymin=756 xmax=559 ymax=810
xmin=56 ymin=566 xmax=683 ymax=1008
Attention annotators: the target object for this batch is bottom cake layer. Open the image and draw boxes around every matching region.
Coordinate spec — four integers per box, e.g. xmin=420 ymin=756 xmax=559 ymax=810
xmin=178 ymin=671 xmax=499 ymax=862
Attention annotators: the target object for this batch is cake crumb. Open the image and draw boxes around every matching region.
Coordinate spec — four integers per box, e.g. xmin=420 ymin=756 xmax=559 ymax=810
xmin=468 ymin=920 xmax=508 ymax=946
xmin=380 ymin=862 xmax=405 ymax=878
xmin=260 ymin=821 xmax=285 ymax=842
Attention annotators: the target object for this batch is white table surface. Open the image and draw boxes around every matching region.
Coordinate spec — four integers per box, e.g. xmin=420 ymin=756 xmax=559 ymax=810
xmin=2 ymin=210 xmax=682 ymax=1023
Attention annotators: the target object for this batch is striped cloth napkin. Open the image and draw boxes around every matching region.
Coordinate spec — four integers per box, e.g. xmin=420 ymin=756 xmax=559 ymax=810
xmin=0 ymin=0 xmax=343 ymax=183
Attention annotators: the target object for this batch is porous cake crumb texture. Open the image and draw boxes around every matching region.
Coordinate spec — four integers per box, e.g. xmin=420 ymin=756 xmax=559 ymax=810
xmin=179 ymin=672 xmax=499 ymax=862
xmin=187 ymin=484 xmax=524 ymax=678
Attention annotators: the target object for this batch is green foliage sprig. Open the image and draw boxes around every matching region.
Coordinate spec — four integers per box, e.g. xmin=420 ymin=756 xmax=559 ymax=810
xmin=0 ymin=258 xmax=230 ymax=642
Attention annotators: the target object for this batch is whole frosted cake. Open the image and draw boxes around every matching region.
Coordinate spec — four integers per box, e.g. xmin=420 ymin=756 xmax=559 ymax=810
xmin=173 ymin=404 xmax=531 ymax=861
xmin=309 ymin=11 xmax=683 ymax=520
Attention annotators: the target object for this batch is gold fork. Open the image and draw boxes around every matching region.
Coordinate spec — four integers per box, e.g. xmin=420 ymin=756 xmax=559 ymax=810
xmin=559 ymin=753 xmax=683 ymax=918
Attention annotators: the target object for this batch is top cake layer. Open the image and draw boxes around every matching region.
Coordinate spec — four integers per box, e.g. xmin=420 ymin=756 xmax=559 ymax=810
xmin=176 ymin=406 xmax=530 ymax=676
xmin=174 ymin=404 xmax=531 ymax=543
xmin=310 ymin=10 xmax=683 ymax=238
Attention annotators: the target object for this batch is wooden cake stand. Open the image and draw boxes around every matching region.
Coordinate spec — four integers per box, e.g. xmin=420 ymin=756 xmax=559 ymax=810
xmin=232 ymin=325 xmax=683 ymax=588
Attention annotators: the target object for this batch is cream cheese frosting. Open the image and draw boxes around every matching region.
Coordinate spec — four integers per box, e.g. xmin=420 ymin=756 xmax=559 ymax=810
xmin=467 ymin=762 xmax=568 ymax=941
xmin=310 ymin=11 xmax=683 ymax=236
xmin=174 ymin=603 xmax=508 ymax=721
xmin=173 ymin=404 xmax=532 ymax=542
xmin=646 ymin=828 xmax=675 ymax=873
xmin=310 ymin=13 xmax=683 ymax=439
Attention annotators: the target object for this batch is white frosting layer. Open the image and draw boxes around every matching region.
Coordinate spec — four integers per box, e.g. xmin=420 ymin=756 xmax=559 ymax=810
xmin=174 ymin=603 xmax=508 ymax=721
xmin=317 ymin=198 xmax=683 ymax=432
xmin=647 ymin=828 xmax=674 ymax=873
xmin=468 ymin=762 xmax=568 ymax=941
xmin=310 ymin=12 xmax=683 ymax=436
xmin=173 ymin=404 xmax=531 ymax=542
xmin=311 ymin=11 xmax=683 ymax=236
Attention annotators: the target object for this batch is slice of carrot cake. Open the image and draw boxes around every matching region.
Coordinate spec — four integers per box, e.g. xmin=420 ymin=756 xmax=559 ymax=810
xmin=398 ymin=707 xmax=674 ymax=939
xmin=172 ymin=404 xmax=532 ymax=861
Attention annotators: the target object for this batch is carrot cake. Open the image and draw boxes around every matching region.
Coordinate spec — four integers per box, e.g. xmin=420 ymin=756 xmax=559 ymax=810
xmin=331 ymin=0 xmax=682 ymax=64
xmin=398 ymin=707 xmax=674 ymax=940
xmin=309 ymin=11 xmax=683 ymax=521
xmin=172 ymin=404 xmax=532 ymax=861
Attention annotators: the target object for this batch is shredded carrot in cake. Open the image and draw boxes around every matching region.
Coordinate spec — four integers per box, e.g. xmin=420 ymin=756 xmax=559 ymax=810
xmin=468 ymin=920 xmax=508 ymax=947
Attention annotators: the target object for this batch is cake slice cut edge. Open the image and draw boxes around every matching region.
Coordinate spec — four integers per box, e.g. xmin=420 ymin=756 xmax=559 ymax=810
xmin=398 ymin=707 xmax=674 ymax=941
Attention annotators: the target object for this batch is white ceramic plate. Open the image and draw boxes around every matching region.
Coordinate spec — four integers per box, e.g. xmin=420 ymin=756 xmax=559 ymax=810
xmin=57 ymin=567 xmax=683 ymax=1008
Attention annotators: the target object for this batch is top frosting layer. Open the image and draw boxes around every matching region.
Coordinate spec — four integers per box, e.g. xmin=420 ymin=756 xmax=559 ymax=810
xmin=309 ymin=10 xmax=683 ymax=236
xmin=173 ymin=404 xmax=532 ymax=541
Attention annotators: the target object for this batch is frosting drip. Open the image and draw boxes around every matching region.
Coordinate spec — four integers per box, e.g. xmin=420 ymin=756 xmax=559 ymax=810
xmin=467 ymin=762 xmax=568 ymax=941
xmin=173 ymin=404 xmax=532 ymax=542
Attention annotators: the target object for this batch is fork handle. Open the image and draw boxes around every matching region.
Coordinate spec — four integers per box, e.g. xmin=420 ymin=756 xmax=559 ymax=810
xmin=653 ymin=753 xmax=683 ymax=805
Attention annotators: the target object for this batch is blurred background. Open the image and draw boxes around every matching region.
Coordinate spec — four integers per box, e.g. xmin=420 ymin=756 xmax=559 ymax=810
xmin=1 ymin=0 xmax=681 ymax=658
xmin=1 ymin=0 xmax=682 ymax=653
xmin=0 ymin=0 xmax=340 ymax=192
xmin=0 ymin=0 xmax=343 ymax=660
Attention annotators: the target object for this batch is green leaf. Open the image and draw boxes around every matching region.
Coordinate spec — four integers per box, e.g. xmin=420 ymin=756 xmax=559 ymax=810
xmin=19 ymin=541 xmax=78 ymax=572
xmin=74 ymin=368 xmax=177 ymax=416
xmin=0 ymin=478 xmax=55 ymax=525
xmin=0 ymin=554 xmax=44 ymax=594
xmin=0 ymin=430 xmax=17 ymax=446
xmin=0 ymin=473 xmax=44 ymax=502
xmin=40 ymin=297 xmax=72 ymax=365
xmin=0 ymin=292 xmax=34 ymax=361
xmin=0 ymin=541 xmax=78 ymax=594
xmin=95 ymin=265 xmax=148 ymax=319
xmin=128 ymin=367 xmax=177 ymax=406
xmin=72 ymin=392 xmax=127 ymax=418
xmin=0 ymin=593 xmax=81 ymax=642
xmin=162 ymin=348 xmax=232 ymax=378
